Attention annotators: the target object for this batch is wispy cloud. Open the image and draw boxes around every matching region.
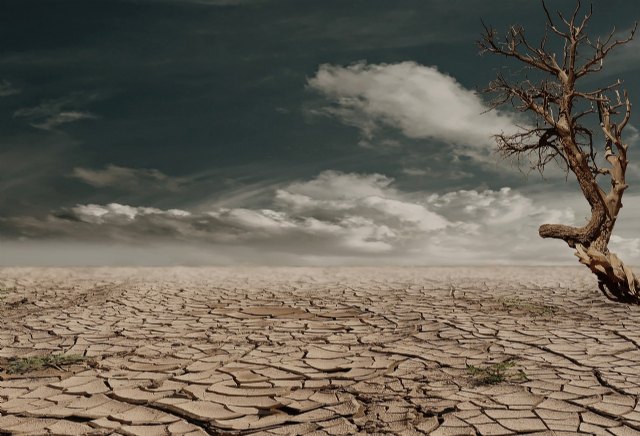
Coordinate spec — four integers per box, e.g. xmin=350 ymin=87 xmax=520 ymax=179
xmin=0 ymin=80 xmax=21 ymax=97
xmin=31 ymin=111 xmax=96 ymax=130
xmin=402 ymin=168 xmax=429 ymax=177
xmin=71 ymin=165 xmax=186 ymax=192
xmin=13 ymin=94 xmax=98 ymax=131
xmin=402 ymin=167 xmax=472 ymax=180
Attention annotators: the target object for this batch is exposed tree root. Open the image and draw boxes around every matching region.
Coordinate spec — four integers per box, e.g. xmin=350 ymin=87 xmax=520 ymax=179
xmin=574 ymin=244 xmax=640 ymax=304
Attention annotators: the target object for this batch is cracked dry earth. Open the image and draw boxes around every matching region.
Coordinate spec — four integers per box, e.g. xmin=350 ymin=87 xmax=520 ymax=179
xmin=1 ymin=268 xmax=640 ymax=435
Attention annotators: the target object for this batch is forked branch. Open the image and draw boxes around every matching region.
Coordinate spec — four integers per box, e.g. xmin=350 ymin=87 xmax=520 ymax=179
xmin=480 ymin=1 xmax=640 ymax=303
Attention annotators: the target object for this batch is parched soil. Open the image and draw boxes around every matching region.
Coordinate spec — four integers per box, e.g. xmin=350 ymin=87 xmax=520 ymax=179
xmin=0 ymin=266 xmax=639 ymax=435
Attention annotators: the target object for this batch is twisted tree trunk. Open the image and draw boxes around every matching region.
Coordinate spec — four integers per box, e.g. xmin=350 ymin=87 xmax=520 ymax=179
xmin=538 ymin=133 xmax=639 ymax=303
xmin=541 ymin=214 xmax=640 ymax=303
xmin=479 ymin=1 xmax=638 ymax=303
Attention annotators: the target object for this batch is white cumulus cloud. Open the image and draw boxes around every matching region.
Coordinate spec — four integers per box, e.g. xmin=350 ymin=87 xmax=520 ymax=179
xmin=1 ymin=170 xmax=608 ymax=265
xmin=308 ymin=62 xmax=521 ymax=153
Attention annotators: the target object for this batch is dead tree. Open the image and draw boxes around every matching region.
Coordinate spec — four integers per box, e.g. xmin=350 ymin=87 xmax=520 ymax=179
xmin=479 ymin=1 xmax=639 ymax=303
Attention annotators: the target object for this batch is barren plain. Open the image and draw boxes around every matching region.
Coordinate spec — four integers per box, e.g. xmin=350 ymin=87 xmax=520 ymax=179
xmin=1 ymin=267 xmax=640 ymax=435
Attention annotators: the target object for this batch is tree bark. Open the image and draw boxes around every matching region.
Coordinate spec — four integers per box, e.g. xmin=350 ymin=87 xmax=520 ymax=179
xmin=479 ymin=1 xmax=639 ymax=303
xmin=537 ymin=138 xmax=640 ymax=303
xmin=574 ymin=243 xmax=640 ymax=303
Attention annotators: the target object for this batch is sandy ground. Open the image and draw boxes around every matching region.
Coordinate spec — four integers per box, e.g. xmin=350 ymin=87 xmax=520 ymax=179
xmin=0 ymin=267 xmax=640 ymax=435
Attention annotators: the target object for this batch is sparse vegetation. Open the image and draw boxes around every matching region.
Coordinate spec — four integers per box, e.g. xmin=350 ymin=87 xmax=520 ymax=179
xmin=5 ymin=354 xmax=87 ymax=374
xmin=466 ymin=359 xmax=528 ymax=385
xmin=496 ymin=297 xmax=559 ymax=316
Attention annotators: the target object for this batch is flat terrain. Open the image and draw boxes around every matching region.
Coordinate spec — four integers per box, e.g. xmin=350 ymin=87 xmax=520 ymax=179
xmin=1 ymin=267 xmax=640 ymax=435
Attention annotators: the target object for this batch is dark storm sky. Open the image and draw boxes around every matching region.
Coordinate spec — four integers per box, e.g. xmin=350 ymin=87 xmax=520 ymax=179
xmin=0 ymin=0 xmax=639 ymax=265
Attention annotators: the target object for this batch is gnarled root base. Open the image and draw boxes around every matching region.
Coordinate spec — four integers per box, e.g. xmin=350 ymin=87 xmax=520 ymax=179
xmin=574 ymin=244 xmax=640 ymax=304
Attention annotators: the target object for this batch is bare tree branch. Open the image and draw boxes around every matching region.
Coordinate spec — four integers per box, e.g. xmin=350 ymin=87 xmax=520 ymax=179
xmin=479 ymin=0 xmax=640 ymax=303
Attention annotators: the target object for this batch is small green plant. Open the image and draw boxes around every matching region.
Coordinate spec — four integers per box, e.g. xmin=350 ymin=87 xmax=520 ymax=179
xmin=496 ymin=297 xmax=558 ymax=316
xmin=466 ymin=359 xmax=528 ymax=385
xmin=6 ymin=354 xmax=86 ymax=374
